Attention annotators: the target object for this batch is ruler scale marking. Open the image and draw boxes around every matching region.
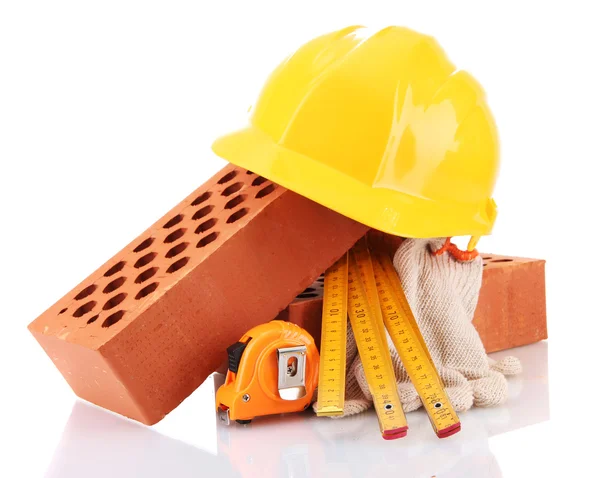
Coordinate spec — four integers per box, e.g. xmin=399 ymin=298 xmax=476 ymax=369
xmin=351 ymin=239 xmax=398 ymax=380
xmin=373 ymin=253 xmax=461 ymax=437
xmin=347 ymin=250 xmax=408 ymax=439
xmin=316 ymin=241 xmax=460 ymax=439
xmin=316 ymin=253 xmax=348 ymax=416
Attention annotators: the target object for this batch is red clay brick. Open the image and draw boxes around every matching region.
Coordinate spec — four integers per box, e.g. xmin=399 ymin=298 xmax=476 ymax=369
xmin=28 ymin=165 xmax=368 ymax=424
xmin=281 ymin=247 xmax=547 ymax=354
xmin=476 ymin=253 xmax=547 ymax=352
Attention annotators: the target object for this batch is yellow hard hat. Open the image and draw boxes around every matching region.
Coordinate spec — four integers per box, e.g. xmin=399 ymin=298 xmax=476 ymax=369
xmin=212 ymin=26 xmax=499 ymax=239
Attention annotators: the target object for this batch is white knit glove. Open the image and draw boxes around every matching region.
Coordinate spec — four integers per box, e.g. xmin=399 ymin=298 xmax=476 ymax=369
xmin=388 ymin=238 xmax=521 ymax=411
xmin=324 ymin=238 xmax=521 ymax=417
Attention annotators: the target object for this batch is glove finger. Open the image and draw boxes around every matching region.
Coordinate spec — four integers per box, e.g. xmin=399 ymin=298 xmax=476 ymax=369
xmin=345 ymin=364 xmax=368 ymax=401
xmin=490 ymin=356 xmax=522 ymax=376
xmin=436 ymin=368 xmax=474 ymax=411
xmin=441 ymin=367 xmax=472 ymax=388
xmin=340 ymin=399 xmax=372 ymax=418
xmin=345 ymin=318 xmax=358 ymax=367
xmin=445 ymin=382 xmax=474 ymax=412
xmin=389 ymin=347 xmax=411 ymax=383
xmin=312 ymin=397 xmax=373 ymax=418
xmin=397 ymin=382 xmax=422 ymax=412
xmin=472 ymin=371 xmax=508 ymax=407
xmin=352 ymin=357 xmax=373 ymax=400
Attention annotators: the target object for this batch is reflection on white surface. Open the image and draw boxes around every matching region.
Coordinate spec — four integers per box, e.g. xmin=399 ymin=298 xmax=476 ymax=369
xmin=45 ymin=402 xmax=233 ymax=477
xmin=46 ymin=342 xmax=548 ymax=478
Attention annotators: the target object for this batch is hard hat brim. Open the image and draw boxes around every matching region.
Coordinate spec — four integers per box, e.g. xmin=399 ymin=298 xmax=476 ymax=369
xmin=212 ymin=126 xmax=496 ymax=238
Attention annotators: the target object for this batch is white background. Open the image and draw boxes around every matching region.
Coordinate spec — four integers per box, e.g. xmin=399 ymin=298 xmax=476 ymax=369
xmin=1 ymin=1 xmax=598 ymax=476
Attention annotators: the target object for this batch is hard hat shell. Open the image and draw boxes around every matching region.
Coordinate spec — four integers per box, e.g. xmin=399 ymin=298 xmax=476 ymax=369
xmin=212 ymin=26 xmax=499 ymax=238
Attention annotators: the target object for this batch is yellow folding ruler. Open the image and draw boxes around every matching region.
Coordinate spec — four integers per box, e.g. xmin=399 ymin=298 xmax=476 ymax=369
xmin=347 ymin=248 xmax=408 ymax=439
xmin=316 ymin=239 xmax=461 ymax=439
xmin=316 ymin=253 xmax=348 ymax=417
xmin=372 ymin=251 xmax=461 ymax=438
xmin=317 ymin=245 xmax=407 ymax=439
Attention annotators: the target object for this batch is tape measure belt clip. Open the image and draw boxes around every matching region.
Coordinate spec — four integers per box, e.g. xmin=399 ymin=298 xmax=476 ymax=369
xmin=277 ymin=345 xmax=307 ymax=400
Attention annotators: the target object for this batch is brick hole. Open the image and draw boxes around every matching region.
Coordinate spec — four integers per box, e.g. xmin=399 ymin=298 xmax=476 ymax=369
xmin=218 ymin=170 xmax=238 ymax=184
xmin=482 ymin=256 xmax=493 ymax=260
xmin=102 ymin=310 xmax=125 ymax=328
xmin=164 ymin=228 xmax=186 ymax=244
xmin=483 ymin=263 xmax=488 ymax=267
xmin=316 ymin=277 xmax=325 ymax=283
xmin=166 ymin=242 xmax=189 ymax=259
xmin=195 ymin=218 xmax=217 ymax=235
xmin=492 ymin=259 xmax=513 ymax=263
xmin=103 ymin=276 xmax=126 ymax=294
xmin=298 ymin=293 xmax=319 ymax=299
xmin=74 ymin=284 xmax=97 ymax=301
xmin=73 ymin=301 xmax=96 ymax=318
xmin=87 ymin=314 xmax=99 ymax=324
xmin=134 ymin=252 xmax=157 ymax=269
xmin=104 ymin=261 xmax=126 ymax=277
xmin=252 ymin=176 xmax=268 ymax=187
xmin=136 ymin=282 xmax=159 ymax=300
xmin=226 ymin=208 xmax=249 ymax=224
xmin=167 ymin=256 xmax=190 ymax=273
xmin=191 ymin=191 xmax=212 ymax=206
xmin=58 ymin=308 xmax=67 ymax=315
xmin=197 ymin=231 xmax=219 ymax=248
xmin=193 ymin=205 xmax=215 ymax=221
xmin=256 ymin=184 xmax=277 ymax=199
xmin=245 ymin=170 xmax=255 ymax=175
xmin=135 ymin=267 xmax=158 ymax=284
xmin=103 ymin=292 xmax=127 ymax=311
xmin=224 ymin=194 xmax=246 ymax=210
xmin=222 ymin=182 xmax=244 ymax=197
xmin=163 ymin=214 xmax=184 ymax=229
xmin=303 ymin=287 xmax=316 ymax=293
xmin=133 ymin=237 xmax=155 ymax=253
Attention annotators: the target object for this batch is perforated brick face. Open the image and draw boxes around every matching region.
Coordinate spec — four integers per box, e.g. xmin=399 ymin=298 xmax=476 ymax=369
xmin=35 ymin=167 xmax=285 ymax=344
xmin=281 ymin=251 xmax=547 ymax=354
xmin=29 ymin=164 xmax=369 ymax=424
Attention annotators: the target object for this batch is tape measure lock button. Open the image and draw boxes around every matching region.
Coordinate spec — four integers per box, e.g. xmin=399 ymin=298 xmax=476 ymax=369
xmin=227 ymin=340 xmax=249 ymax=374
